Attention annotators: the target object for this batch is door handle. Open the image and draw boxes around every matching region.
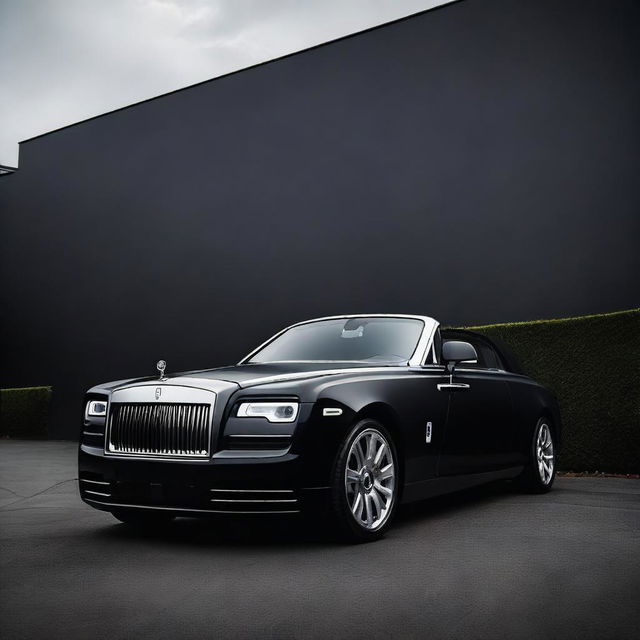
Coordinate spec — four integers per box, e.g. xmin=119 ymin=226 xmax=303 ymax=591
xmin=437 ymin=383 xmax=470 ymax=392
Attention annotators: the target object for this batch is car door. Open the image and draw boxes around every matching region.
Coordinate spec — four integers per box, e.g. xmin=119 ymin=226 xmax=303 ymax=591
xmin=437 ymin=363 xmax=516 ymax=477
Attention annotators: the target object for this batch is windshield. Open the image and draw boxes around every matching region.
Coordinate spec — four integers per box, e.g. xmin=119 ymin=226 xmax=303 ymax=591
xmin=247 ymin=317 xmax=424 ymax=364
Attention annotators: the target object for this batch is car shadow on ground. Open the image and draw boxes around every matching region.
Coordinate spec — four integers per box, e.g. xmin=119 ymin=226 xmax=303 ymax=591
xmin=396 ymin=478 xmax=521 ymax=524
xmin=86 ymin=480 xmax=520 ymax=549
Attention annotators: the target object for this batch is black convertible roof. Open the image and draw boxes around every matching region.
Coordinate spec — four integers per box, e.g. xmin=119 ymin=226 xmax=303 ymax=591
xmin=440 ymin=328 xmax=525 ymax=375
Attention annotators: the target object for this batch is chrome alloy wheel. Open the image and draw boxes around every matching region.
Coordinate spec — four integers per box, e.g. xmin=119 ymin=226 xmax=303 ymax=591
xmin=536 ymin=423 xmax=555 ymax=485
xmin=344 ymin=428 xmax=396 ymax=530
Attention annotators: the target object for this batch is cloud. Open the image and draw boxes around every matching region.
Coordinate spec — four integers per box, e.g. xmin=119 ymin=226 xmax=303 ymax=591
xmin=0 ymin=0 xmax=450 ymax=165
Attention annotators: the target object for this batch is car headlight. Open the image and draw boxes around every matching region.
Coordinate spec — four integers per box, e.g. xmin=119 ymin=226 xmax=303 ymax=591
xmin=86 ymin=400 xmax=108 ymax=417
xmin=237 ymin=401 xmax=299 ymax=423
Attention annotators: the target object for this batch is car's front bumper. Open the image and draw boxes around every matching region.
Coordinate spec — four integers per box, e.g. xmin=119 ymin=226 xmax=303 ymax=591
xmin=78 ymin=444 xmax=330 ymax=516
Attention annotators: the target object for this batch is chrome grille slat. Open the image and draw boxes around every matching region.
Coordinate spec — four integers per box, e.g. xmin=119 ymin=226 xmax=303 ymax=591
xmin=191 ymin=405 xmax=197 ymax=454
xmin=132 ymin=405 xmax=138 ymax=452
xmin=137 ymin=405 xmax=144 ymax=452
xmin=107 ymin=402 xmax=211 ymax=458
xmin=183 ymin=405 xmax=188 ymax=454
xmin=189 ymin=405 xmax=195 ymax=454
xmin=169 ymin=405 xmax=174 ymax=454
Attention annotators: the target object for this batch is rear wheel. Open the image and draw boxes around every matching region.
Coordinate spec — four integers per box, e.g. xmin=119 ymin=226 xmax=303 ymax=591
xmin=329 ymin=419 xmax=399 ymax=543
xmin=111 ymin=509 xmax=175 ymax=527
xmin=517 ymin=418 xmax=556 ymax=493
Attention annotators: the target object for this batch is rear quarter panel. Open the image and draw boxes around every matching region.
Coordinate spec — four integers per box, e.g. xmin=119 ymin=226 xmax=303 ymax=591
xmin=506 ymin=374 xmax=562 ymax=462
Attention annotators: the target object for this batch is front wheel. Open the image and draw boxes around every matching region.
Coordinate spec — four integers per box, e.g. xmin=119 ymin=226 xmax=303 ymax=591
xmin=517 ymin=418 xmax=556 ymax=493
xmin=329 ymin=419 xmax=400 ymax=542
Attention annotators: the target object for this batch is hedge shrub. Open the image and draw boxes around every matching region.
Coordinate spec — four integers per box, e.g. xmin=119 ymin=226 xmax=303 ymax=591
xmin=464 ymin=309 xmax=639 ymax=474
xmin=0 ymin=386 xmax=52 ymax=438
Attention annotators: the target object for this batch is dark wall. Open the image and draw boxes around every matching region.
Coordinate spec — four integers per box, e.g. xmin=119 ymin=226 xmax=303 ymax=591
xmin=1 ymin=0 xmax=639 ymax=438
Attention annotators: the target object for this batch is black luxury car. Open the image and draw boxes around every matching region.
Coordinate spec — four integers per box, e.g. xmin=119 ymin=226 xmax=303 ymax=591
xmin=79 ymin=314 xmax=561 ymax=541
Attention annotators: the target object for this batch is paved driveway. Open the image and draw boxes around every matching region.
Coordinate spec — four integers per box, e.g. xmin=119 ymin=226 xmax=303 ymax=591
xmin=1 ymin=440 xmax=639 ymax=640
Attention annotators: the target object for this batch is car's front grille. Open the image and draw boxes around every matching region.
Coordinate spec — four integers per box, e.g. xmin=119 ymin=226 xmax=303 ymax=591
xmin=107 ymin=403 xmax=211 ymax=458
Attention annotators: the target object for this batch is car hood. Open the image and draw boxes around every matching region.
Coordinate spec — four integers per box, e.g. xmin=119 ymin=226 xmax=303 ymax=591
xmin=186 ymin=361 xmax=398 ymax=385
xmin=89 ymin=361 xmax=403 ymax=395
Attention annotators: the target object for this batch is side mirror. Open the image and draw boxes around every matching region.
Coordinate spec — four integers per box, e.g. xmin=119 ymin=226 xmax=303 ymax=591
xmin=442 ymin=341 xmax=478 ymax=378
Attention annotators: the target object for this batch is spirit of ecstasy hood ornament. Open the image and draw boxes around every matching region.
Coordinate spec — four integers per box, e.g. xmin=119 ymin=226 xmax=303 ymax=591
xmin=156 ymin=359 xmax=167 ymax=380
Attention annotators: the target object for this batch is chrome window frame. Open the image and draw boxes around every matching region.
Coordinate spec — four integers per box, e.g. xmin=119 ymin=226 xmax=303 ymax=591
xmin=238 ymin=314 xmax=440 ymax=368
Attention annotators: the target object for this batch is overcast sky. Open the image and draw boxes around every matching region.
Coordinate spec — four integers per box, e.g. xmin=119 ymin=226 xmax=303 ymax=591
xmin=0 ymin=0 xmax=452 ymax=166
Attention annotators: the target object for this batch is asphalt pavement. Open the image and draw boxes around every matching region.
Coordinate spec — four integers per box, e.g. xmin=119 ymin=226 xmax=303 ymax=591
xmin=1 ymin=440 xmax=639 ymax=640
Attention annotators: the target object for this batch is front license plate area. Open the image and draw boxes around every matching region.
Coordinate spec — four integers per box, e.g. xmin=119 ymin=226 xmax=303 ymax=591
xmin=116 ymin=481 xmax=165 ymax=505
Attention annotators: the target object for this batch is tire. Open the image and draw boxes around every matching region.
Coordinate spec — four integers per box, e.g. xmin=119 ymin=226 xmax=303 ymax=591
xmin=329 ymin=419 xmax=400 ymax=543
xmin=111 ymin=508 xmax=175 ymax=527
xmin=517 ymin=417 xmax=556 ymax=493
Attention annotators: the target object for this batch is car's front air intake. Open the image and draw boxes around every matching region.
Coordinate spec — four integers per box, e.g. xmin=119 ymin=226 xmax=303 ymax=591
xmin=107 ymin=403 xmax=211 ymax=458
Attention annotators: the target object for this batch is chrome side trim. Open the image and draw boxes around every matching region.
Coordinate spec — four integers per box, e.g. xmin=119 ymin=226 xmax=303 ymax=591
xmin=212 ymin=449 xmax=290 ymax=459
xmin=206 ymin=510 xmax=300 ymax=514
xmin=411 ymin=317 xmax=439 ymax=367
xmin=437 ymin=383 xmax=471 ymax=391
xmin=208 ymin=488 xmax=298 ymax=505
xmin=323 ymin=407 xmax=343 ymax=416
xmin=209 ymin=489 xmax=294 ymax=493
xmin=82 ymin=431 xmax=103 ymax=437
xmin=80 ymin=478 xmax=110 ymax=486
xmin=84 ymin=489 xmax=111 ymax=497
xmin=227 ymin=434 xmax=292 ymax=438
xmin=210 ymin=499 xmax=297 ymax=503
xmin=84 ymin=498 xmax=300 ymax=514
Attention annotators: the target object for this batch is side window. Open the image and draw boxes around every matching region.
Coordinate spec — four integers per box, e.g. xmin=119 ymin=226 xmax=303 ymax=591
xmin=478 ymin=343 xmax=504 ymax=370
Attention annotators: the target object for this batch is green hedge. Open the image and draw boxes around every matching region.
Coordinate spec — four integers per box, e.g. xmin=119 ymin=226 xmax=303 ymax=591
xmin=0 ymin=386 xmax=52 ymax=439
xmin=464 ymin=309 xmax=639 ymax=474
